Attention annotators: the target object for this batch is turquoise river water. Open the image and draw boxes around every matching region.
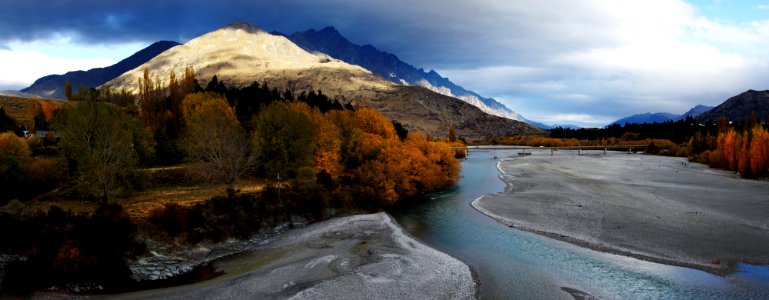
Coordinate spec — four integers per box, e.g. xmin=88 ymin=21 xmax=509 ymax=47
xmin=390 ymin=150 xmax=769 ymax=299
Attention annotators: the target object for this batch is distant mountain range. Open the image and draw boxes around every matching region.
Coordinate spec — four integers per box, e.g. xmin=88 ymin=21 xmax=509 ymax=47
xmin=105 ymin=22 xmax=538 ymax=139
xmin=610 ymin=89 xmax=769 ymax=127
xmin=609 ymin=112 xmax=680 ymax=126
xmin=696 ymin=90 xmax=769 ymax=122
xmin=281 ymin=27 xmax=526 ymax=122
xmin=20 ymin=41 xmax=180 ymax=99
xmin=677 ymin=104 xmax=713 ymax=121
xmin=608 ymin=104 xmax=714 ymax=126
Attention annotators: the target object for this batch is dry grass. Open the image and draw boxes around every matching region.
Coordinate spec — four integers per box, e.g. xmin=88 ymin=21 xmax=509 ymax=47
xmin=119 ymin=178 xmax=269 ymax=219
xmin=1 ymin=177 xmax=270 ymax=220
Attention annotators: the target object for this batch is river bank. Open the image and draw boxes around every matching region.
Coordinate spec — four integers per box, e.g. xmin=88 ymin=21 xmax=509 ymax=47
xmin=472 ymin=151 xmax=769 ymax=274
xmin=98 ymin=212 xmax=475 ymax=299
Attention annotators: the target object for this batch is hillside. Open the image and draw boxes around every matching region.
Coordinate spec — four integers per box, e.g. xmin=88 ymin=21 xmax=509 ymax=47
xmin=21 ymin=41 xmax=180 ymax=99
xmin=366 ymin=86 xmax=536 ymax=138
xmin=0 ymin=95 xmax=64 ymax=130
xmin=696 ymin=90 xmax=769 ymax=122
xmin=105 ymin=22 xmax=538 ymax=139
xmin=283 ymin=27 xmax=525 ymax=122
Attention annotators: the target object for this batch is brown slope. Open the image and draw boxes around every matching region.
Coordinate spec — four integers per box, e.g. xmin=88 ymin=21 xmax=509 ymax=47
xmin=697 ymin=90 xmax=769 ymax=122
xmin=366 ymin=86 xmax=541 ymax=139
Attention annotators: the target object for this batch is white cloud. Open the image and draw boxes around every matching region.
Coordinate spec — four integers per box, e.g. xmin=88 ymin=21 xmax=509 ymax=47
xmin=0 ymin=37 xmax=146 ymax=90
xmin=755 ymin=4 xmax=769 ymax=10
xmin=421 ymin=0 xmax=769 ymax=126
xmin=0 ymin=49 xmax=114 ymax=89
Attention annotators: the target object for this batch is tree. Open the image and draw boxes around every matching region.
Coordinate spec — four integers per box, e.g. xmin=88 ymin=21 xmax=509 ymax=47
xmin=252 ymin=101 xmax=316 ymax=178
xmin=138 ymin=68 xmax=166 ymax=132
xmin=448 ymin=126 xmax=457 ymax=143
xmin=181 ymin=92 xmax=255 ymax=197
xmin=64 ymin=80 xmax=73 ymax=101
xmin=286 ymin=102 xmax=342 ymax=177
xmin=750 ymin=125 xmax=769 ymax=176
xmin=55 ymin=101 xmax=151 ymax=202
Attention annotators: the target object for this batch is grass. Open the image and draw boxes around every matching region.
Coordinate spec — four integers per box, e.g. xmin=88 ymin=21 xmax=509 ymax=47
xmin=120 ymin=177 xmax=269 ymax=219
xmin=1 ymin=174 xmax=270 ymax=220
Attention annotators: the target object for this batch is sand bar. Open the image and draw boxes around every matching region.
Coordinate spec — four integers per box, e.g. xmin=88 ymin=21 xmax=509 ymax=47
xmin=473 ymin=151 xmax=769 ymax=274
xmin=109 ymin=212 xmax=476 ymax=299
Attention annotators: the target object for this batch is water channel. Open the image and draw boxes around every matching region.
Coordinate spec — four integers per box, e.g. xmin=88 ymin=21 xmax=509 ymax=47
xmin=390 ymin=149 xmax=769 ymax=299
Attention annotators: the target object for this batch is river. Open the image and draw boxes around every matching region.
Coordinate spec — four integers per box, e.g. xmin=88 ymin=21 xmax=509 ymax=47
xmin=390 ymin=149 xmax=769 ymax=299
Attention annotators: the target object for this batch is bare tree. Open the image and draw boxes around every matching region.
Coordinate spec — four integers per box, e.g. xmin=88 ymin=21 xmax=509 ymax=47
xmin=181 ymin=92 xmax=256 ymax=197
xmin=55 ymin=101 xmax=151 ymax=202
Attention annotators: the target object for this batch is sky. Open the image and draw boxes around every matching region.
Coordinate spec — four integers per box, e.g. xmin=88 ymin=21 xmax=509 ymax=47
xmin=2 ymin=0 xmax=769 ymax=127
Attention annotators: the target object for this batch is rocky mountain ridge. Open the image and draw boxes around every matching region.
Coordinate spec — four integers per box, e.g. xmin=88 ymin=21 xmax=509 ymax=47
xmin=283 ymin=27 xmax=525 ymax=122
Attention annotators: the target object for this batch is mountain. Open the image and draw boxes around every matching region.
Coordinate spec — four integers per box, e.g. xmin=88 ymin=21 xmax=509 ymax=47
xmin=696 ymin=90 xmax=769 ymax=122
xmin=105 ymin=22 xmax=539 ymax=139
xmin=21 ymin=41 xmax=180 ymax=99
xmin=282 ymin=27 xmax=526 ymax=122
xmin=608 ymin=104 xmax=714 ymax=127
xmin=609 ymin=112 xmax=678 ymax=126
xmin=675 ymin=104 xmax=713 ymax=121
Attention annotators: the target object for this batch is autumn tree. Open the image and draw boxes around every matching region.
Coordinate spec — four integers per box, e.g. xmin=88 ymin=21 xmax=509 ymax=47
xmin=252 ymin=101 xmax=316 ymax=179
xmin=64 ymin=80 xmax=72 ymax=100
xmin=138 ymin=67 xmax=166 ymax=132
xmin=448 ymin=126 xmax=457 ymax=143
xmin=181 ymin=92 xmax=255 ymax=197
xmin=166 ymin=67 xmax=196 ymax=137
xmin=286 ymin=102 xmax=342 ymax=177
xmin=749 ymin=125 xmax=769 ymax=176
xmin=55 ymin=101 xmax=153 ymax=202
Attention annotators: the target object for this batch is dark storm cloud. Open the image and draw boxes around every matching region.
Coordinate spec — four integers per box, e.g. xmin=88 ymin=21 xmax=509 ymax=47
xmin=0 ymin=0 xmax=591 ymax=69
xmin=4 ymin=0 xmax=769 ymax=126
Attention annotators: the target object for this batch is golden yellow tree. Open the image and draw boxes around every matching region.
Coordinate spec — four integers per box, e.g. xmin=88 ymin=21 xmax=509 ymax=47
xmin=181 ymin=92 xmax=255 ymax=196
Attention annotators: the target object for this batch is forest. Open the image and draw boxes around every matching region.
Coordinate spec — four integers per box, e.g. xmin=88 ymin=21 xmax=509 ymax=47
xmin=0 ymin=67 xmax=462 ymax=294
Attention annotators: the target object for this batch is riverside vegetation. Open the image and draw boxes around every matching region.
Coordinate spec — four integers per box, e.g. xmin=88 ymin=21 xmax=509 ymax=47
xmin=489 ymin=115 xmax=769 ymax=178
xmin=0 ymin=67 xmax=462 ymax=295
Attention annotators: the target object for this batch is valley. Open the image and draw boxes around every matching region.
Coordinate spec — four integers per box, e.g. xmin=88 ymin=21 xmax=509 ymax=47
xmin=2 ymin=7 xmax=769 ymax=299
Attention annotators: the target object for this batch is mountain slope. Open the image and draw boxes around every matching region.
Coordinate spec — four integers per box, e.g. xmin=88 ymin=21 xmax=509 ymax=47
xmin=283 ymin=27 xmax=524 ymax=121
xmin=609 ymin=112 xmax=678 ymax=126
xmin=696 ymin=90 xmax=769 ymax=122
xmin=21 ymin=41 xmax=180 ymax=99
xmin=105 ymin=22 xmax=539 ymax=139
xmin=674 ymin=104 xmax=713 ymax=121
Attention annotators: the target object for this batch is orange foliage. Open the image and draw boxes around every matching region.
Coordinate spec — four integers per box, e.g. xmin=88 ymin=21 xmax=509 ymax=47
xmin=351 ymin=108 xmax=397 ymax=140
xmin=313 ymin=108 xmax=460 ymax=206
xmin=705 ymin=125 xmax=769 ymax=177
xmin=287 ymin=102 xmax=343 ymax=177
xmin=749 ymin=126 xmax=769 ymax=176
xmin=37 ymin=101 xmax=60 ymax=122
